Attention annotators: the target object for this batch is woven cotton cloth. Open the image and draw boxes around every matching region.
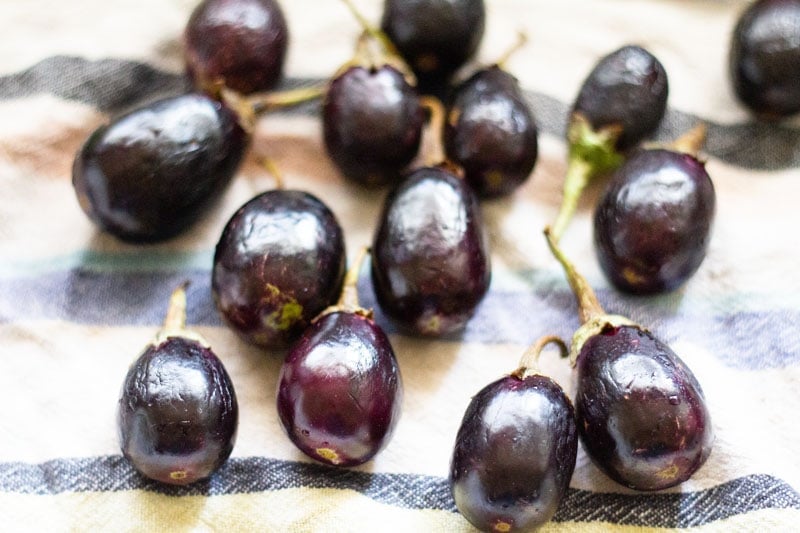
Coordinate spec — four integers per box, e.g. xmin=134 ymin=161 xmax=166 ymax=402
xmin=1 ymin=0 xmax=799 ymax=531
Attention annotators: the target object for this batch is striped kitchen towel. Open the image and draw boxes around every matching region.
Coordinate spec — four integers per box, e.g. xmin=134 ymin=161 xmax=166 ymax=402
xmin=1 ymin=0 xmax=798 ymax=531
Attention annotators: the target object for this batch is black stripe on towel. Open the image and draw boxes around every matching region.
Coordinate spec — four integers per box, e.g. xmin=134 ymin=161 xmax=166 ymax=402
xmin=0 ymin=455 xmax=798 ymax=528
xmin=1 ymin=56 xmax=798 ymax=170
xmin=0 ymin=56 xmax=319 ymax=115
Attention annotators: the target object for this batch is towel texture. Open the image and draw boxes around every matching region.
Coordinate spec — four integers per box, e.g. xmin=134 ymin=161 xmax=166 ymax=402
xmin=1 ymin=0 xmax=799 ymax=531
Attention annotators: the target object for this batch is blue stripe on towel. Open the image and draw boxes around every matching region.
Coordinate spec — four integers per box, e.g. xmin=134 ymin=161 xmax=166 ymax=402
xmin=0 ymin=268 xmax=796 ymax=370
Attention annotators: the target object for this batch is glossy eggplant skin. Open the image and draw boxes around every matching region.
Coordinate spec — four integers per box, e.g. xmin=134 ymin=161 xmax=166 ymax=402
xmin=729 ymin=0 xmax=800 ymax=118
xmin=594 ymin=149 xmax=716 ymax=294
xmin=575 ymin=325 xmax=713 ymax=491
xmin=572 ymin=45 xmax=668 ymax=150
xmin=184 ymin=0 xmax=288 ymax=94
xmin=450 ymin=374 xmax=578 ymax=533
xmin=276 ymin=311 xmax=403 ymax=467
xmin=118 ymin=337 xmax=238 ymax=485
xmin=445 ymin=66 xmax=539 ymax=198
xmin=381 ymin=0 xmax=486 ymax=89
xmin=371 ymin=166 xmax=491 ymax=336
xmin=212 ymin=190 xmax=346 ymax=349
xmin=72 ymin=93 xmax=248 ymax=242
xmin=323 ymin=65 xmax=424 ymax=187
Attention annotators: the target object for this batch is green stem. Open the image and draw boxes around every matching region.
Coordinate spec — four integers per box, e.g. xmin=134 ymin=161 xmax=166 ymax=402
xmin=220 ymin=85 xmax=325 ymax=133
xmin=153 ymin=282 xmax=211 ymax=348
xmin=162 ymin=282 xmax=188 ymax=332
xmin=550 ymin=113 xmax=624 ymax=243
xmin=545 ymin=227 xmax=638 ymax=366
xmin=246 ymin=85 xmax=326 ymax=115
xmin=512 ymin=335 xmax=568 ymax=379
xmin=550 ymin=157 xmax=593 ymax=243
xmin=313 ymin=247 xmax=373 ymax=322
xmin=340 ymin=0 xmax=390 ymax=53
xmin=218 ymin=88 xmax=257 ymax=133
xmin=544 ymin=227 xmax=605 ymax=324
xmin=340 ymin=0 xmax=415 ymax=84
xmin=337 ymin=246 xmax=370 ymax=310
xmin=420 ymin=96 xmax=448 ymax=166
xmin=669 ymin=123 xmax=707 ymax=155
xmin=495 ymin=31 xmax=528 ymax=70
xmin=353 ymin=31 xmax=381 ymax=70
xmin=257 ymin=156 xmax=285 ymax=189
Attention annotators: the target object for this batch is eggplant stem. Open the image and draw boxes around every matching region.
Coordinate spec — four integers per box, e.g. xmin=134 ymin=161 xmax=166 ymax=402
xmin=163 ymin=282 xmax=189 ymax=332
xmin=550 ymin=157 xmax=593 ymax=243
xmin=669 ymin=123 xmax=707 ymax=155
xmin=338 ymin=246 xmax=370 ymax=309
xmin=246 ymin=85 xmax=325 ymax=114
xmin=419 ymin=95 xmax=447 ymax=166
xmin=550 ymin=113 xmax=623 ymax=243
xmin=544 ymin=227 xmax=605 ymax=324
xmin=153 ymin=282 xmax=211 ymax=348
xmin=220 ymin=84 xmax=325 ymax=133
xmin=312 ymin=247 xmax=373 ymax=322
xmin=258 ymin=156 xmax=285 ymax=189
xmin=513 ymin=335 xmax=568 ymax=379
xmin=496 ymin=31 xmax=528 ymax=69
xmin=341 ymin=0 xmax=385 ymax=50
xmin=354 ymin=31 xmax=381 ymax=69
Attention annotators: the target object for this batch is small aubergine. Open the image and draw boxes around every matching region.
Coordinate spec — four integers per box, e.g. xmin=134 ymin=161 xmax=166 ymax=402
xmin=322 ymin=15 xmax=424 ymax=187
xmin=277 ymin=251 xmax=403 ymax=466
xmin=571 ymin=45 xmax=669 ymax=151
xmin=323 ymin=64 xmax=423 ymax=187
xmin=381 ymin=0 xmax=486 ymax=90
xmin=371 ymin=165 xmax=491 ymax=336
xmin=322 ymin=0 xmax=425 ymax=187
xmin=444 ymin=65 xmax=539 ymax=198
xmin=594 ymin=141 xmax=716 ymax=294
xmin=73 ymin=93 xmax=248 ymax=242
xmin=545 ymin=230 xmax=713 ymax=491
xmin=575 ymin=324 xmax=713 ymax=490
xmin=550 ymin=45 xmax=669 ymax=243
xmin=451 ymin=338 xmax=578 ymax=532
xmin=212 ymin=189 xmax=346 ymax=349
xmin=184 ymin=0 xmax=289 ymax=94
xmin=118 ymin=285 xmax=238 ymax=485
xmin=729 ymin=0 xmax=800 ymax=118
